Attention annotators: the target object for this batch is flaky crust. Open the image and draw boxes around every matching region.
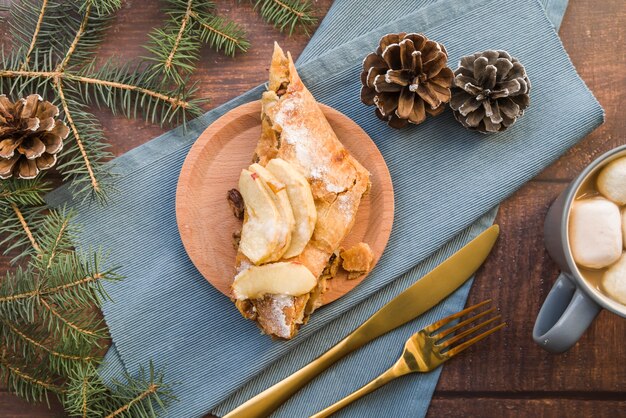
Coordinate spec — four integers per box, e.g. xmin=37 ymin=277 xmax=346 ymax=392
xmin=235 ymin=43 xmax=370 ymax=339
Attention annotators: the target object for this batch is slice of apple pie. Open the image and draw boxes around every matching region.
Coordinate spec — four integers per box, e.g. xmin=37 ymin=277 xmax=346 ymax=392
xmin=231 ymin=43 xmax=371 ymax=339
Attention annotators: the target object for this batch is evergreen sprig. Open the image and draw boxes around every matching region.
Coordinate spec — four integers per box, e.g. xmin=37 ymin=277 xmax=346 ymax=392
xmin=144 ymin=0 xmax=250 ymax=84
xmin=64 ymin=362 xmax=176 ymax=418
xmin=1 ymin=0 xmax=205 ymax=202
xmin=0 ymin=178 xmax=50 ymax=263
xmin=0 ymin=187 xmax=176 ymax=415
xmin=248 ymin=0 xmax=316 ymax=35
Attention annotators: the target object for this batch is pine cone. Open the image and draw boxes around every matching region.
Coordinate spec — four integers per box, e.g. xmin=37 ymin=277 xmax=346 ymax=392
xmin=360 ymin=33 xmax=453 ymax=129
xmin=450 ymin=50 xmax=530 ymax=133
xmin=0 ymin=94 xmax=69 ymax=180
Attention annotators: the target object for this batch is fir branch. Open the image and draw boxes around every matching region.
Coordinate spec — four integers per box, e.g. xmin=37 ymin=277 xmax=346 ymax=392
xmin=34 ymin=208 xmax=75 ymax=270
xmin=39 ymin=250 xmax=119 ymax=309
xmin=164 ymin=0 xmax=194 ymax=73
xmin=10 ymin=1 xmax=76 ymax=63
xmin=0 ymin=319 xmax=95 ymax=377
xmin=11 ymin=1 xmax=116 ymax=68
xmin=144 ymin=0 xmax=248 ymax=84
xmin=0 ymin=250 xmax=120 ymax=327
xmin=195 ymin=14 xmax=250 ymax=57
xmin=0 ymin=178 xmax=49 ymax=263
xmin=58 ymin=1 xmax=93 ymax=72
xmin=0 ymin=68 xmax=194 ymax=111
xmin=67 ymin=60 xmax=206 ymax=129
xmin=0 ymin=177 xmax=50 ymax=206
xmin=64 ymin=363 xmax=110 ymax=418
xmin=0 ymin=271 xmax=108 ymax=304
xmin=64 ymin=362 xmax=176 ymax=418
xmin=38 ymin=297 xmax=108 ymax=345
xmin=20 ymin=0 xmax=49 ymax=70
xmin=106 ymin=362 xmax=176 ymax=418
xmin=10 ymin=202 xmax=42 ymax=253
xmin=56 ymin=80 xmax=105 ymax=200
xmin=249 ymin=0 xmax=316 ymax=35
xmin=81 ymin=0 xmax=122 ymax=17
xmin=55 ymin=91 xmax=115 ymax=204
xmin=0 ymin=349 xmax=65 ymax=404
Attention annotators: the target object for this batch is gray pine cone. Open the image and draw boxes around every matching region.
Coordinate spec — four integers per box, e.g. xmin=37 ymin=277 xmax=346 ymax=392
xmin=450 ymin=50 xmax=530 ymax=133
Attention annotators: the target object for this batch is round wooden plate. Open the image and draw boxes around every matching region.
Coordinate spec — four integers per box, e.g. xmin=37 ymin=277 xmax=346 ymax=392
xmin=176 ymin=101 xmax=394 ymax=304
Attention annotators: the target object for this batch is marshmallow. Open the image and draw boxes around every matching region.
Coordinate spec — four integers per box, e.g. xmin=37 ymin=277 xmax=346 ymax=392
xmin=602 ymin=253 xmax=626 ymax=305
xmin=623 ymin=209 xmax=626 ymax=249
xmin=597 ymin=157 xmax=626 ymax=205
xmin=569 ymin=197 xmax=622 ymax=269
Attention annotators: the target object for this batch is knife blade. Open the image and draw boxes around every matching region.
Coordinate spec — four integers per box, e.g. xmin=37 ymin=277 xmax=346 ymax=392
xmin=224 ymin=224 xmax=500 ymax=418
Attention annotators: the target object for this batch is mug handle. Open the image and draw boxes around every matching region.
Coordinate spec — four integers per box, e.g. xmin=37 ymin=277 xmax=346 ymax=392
xmin=533 ymin=273 xmax=601 ymax=353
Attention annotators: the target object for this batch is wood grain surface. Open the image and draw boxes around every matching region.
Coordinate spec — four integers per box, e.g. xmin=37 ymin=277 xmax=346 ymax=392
xmin=175 ymin=101 xmax=394 ymax=304
xmin=1 ymin=0 xmax=625 ymax=416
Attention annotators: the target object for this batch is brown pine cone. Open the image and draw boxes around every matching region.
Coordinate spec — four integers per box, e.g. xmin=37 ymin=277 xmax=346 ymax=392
xmin=360 ymin=33 xmax=454 ymax=129
xmin=0 ymin=94 xmax=69 ymax=180
xmin=450 ymin=50 xmax=530 ymax=133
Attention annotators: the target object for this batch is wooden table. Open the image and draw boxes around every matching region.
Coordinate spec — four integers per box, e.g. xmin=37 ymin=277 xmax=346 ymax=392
xmin=2 ymin=0 xmax=625 ymax=416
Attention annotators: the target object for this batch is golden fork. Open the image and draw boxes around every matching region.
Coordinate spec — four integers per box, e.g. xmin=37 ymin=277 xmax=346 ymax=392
xmin=310 ymin=300 xmax=505 ymax=418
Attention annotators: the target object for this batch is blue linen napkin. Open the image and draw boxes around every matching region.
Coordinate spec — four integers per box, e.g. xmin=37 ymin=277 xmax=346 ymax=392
xmin=46 ymin=0 xmax=602 ymax=416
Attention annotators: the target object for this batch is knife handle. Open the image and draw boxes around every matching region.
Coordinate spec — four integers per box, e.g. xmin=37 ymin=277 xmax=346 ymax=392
xmin=223 ymin=329 xmax=369 ymax=418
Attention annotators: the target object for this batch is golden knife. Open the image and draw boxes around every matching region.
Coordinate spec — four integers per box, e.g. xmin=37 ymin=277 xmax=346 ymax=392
xmin=224 ymin=224 xmax=500 ymax=418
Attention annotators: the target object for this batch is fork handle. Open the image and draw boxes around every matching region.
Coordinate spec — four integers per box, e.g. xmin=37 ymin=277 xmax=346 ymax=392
xmin=309 ymin=360 xmax=409 ymax=418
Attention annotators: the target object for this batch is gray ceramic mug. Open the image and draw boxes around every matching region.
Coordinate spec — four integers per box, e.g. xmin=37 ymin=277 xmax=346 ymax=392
xmin=533 ymin=145 xmax=626 ymax=353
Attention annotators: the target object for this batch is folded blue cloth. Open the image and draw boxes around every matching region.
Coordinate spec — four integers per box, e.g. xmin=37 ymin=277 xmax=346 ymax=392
xmin=47 ymin=0 xmax=602 ymax=416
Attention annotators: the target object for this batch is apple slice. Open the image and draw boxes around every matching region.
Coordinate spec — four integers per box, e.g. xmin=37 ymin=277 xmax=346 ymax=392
xmin=266 ymin=158 xmax=317 ymax=258
xmin=249 ymin=163 xmax=295 ymax=260
xmin=232 ymin=261 xmax=317 ymax=300
xmin=238 ymin=169 xmax=283 ymax=264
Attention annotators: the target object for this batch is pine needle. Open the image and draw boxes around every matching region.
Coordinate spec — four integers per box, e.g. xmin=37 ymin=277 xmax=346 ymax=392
xmin=64 ymin=362 xmax=176 ymax=418
xmin=248 ymin=0 xmax=316 ymax=35
xmin=0 ymin=178 xmax=49 ymax=263
xmin=0 ymin=349 xmax=65 ymax=404
xmin=196 ymin=14 xmax=250 ymax=57
xmin=144 ymin=0 xmax=249 ymax=84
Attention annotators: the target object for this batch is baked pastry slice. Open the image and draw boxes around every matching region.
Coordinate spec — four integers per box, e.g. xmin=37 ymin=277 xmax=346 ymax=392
xmin=232 ymin=43 xmax=370 ymax=339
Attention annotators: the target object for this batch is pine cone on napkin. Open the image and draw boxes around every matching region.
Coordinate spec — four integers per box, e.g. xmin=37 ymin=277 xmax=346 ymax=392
xmin=360 ymin=33 xmax=454 ymax=129
xmin=450 ymin=50 xmax=530 ymax=133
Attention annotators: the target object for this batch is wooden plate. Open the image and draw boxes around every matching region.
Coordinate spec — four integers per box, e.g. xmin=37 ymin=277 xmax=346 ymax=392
xmin=176 ymin=101 xmax=394 ymax=304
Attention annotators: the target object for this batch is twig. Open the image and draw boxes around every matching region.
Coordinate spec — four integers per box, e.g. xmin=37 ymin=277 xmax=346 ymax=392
xmin=0 ymin=355 xmax=65 ymax=393
xmin=0 ymin=273 xmax=103 ymax=303
xmin=56 ymin=80 xmax=100 ymax=193
xmin=192 ymin=12 xmax=244 ymax=46
xmin=45 ymin=217 xmax=69 ymax=269
xmin=10 ymin=202 xmax=41 ymax=252
xmin=104 ymin=384 xmax=159 ymax=418
xmin=57 ymin=1 xmax=92 ymax=71
xmin=164 ymin=0 xmax=193 ymax=70
xmin=39 ymin=297 xmax=100 ymax=337
xmin=20 ymin=0 xmax=49 ymax=70
xmin=1 ymin=319 xmax=93 ymax=362
xmin=81 ymin=375 xmax=89 ymax=418
xmin=0 ymin=69 xmax=189 ymax=108
xmin=273 ymin=0 xmax=305 ymax=18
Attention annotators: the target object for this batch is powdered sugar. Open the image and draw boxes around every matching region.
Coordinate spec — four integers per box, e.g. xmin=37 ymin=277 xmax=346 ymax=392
xmin=236 ymin=260 xmax=251 ymax=273
xmin=336 ymin=193 xmax=354 ymax=223
xmin=325 ymin=182 xmax=345 ymax=193
xmin=274 ymin=98 xmax=344 ymax=194
xmin=269 ymin=294 xmax=293 ymax=337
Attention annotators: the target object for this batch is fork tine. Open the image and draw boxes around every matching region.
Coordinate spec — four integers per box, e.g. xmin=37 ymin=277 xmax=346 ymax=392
xmin=423 ymin=299 xmax=492 ymax=334
xmin=438 ymin=315 xmax=501 ymax=349
xmin=444 ymin=322 xmax=506 ymax=357
xmin=431 ymin=307 xmax=497 ymax=340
